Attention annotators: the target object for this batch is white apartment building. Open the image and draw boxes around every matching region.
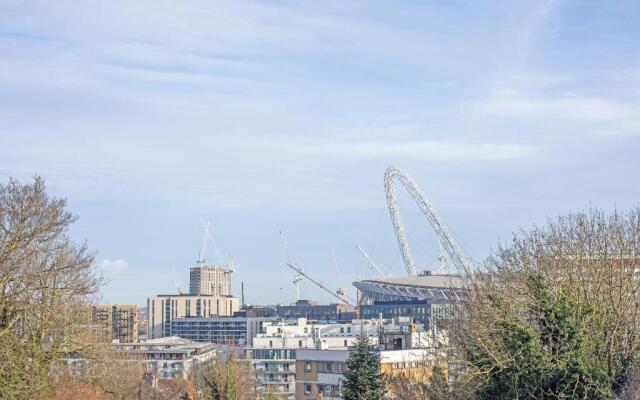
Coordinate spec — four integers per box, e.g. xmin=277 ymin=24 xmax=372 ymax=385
xmin=147 ymin=294 xmax=240 ymax=339
xmin=246 ymin=318 xmax=381 ymax=399
xmin=190 ymin=265 xmax=234 ymax=296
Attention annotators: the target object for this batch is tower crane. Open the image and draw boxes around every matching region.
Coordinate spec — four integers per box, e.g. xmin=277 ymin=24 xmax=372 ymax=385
xmin=170 ymin=266 xmax=184 ymax=295
xmin=279 ymin=230 xmax=303 ymax=302
xmin=355 ymin=245 xmax=387 ymax=278
xmin=331 ymin=248 xmax=347 ymax=297
xmin=285 ymin=263 xmax=355 ymax=306
xmin=199 ymin=218 xmax=226 ymax=266
xmin=197 ymin=219 xmax=211 ymax=265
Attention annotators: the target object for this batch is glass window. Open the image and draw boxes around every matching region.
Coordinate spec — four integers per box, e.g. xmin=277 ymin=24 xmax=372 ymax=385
xmin=304 ymin=361 xmax=312 ymax=372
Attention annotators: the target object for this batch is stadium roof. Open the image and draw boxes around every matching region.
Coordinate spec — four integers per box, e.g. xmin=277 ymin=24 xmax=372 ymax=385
xmin=353 ymin=274 xmax=465 ymax=302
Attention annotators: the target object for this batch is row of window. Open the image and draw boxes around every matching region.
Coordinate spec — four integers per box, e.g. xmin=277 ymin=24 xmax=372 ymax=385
xmin=303 ymin=360 xmax=347 ymax=374
xmin=303 ymin=383 xmax=340 ymax=397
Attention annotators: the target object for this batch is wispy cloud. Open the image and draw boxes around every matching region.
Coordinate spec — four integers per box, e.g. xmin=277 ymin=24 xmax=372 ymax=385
xmin=99 ymin=259 xmax=128 ymax=272
xmin=468 ymin=91 xmax=640 ymax=137
xmin=282 ymin=140 xmax=538 ymax=162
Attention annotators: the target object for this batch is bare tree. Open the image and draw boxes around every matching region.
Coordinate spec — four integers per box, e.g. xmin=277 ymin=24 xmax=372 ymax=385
xmin=196 ymin=351 xmax=256 ymax=400
xmin=442 ymin=207 xmax=640 ymax=399
xmin=0 ymin=177 xmax=103 ymax=399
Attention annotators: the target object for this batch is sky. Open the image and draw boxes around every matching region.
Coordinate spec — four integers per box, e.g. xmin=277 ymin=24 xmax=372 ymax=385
xmin=1 ymin=1 xmax=639 ymax=306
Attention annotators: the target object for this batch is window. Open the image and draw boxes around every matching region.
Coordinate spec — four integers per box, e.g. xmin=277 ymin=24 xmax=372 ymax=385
xmin=298 ymin=340 xmax=302 ymax=348
xmin=269 ymin=340 xmax=273 ymax=348
xmin=347 ymin=327 xmax=351 ymax=333
xmin=340 ymin=327 xmax=344 ymax=333
xmin=304 ymin=383 xmax=311 ymax=395
xmin=304 ymin=361 xmax=312 ymax=372
xmin=344 ymin=339 xmax=348 ymax=347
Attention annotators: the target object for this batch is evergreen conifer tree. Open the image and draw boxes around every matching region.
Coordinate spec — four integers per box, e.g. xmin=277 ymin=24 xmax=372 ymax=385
xmin=342 ymin=334 xmax=386 ymax=400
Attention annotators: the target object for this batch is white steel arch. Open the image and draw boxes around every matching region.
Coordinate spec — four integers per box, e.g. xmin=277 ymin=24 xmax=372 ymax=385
xmin=384 ymin=166 xmax=473 ymax=277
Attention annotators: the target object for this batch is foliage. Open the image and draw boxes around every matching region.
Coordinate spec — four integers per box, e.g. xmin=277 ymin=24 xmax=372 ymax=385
xmin=0 ymin=177 xmax=102 ymax=399
xmin=199 ymin=352 xmax=255 ymax=400
xmin=342 ymin=334 xmax=386 ymax=400
xmin=446 ymin=207 xmax=640 ymax=399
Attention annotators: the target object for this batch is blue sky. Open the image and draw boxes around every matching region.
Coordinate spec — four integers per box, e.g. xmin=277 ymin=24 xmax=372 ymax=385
xmin=1 ymin=1 xmax=639 ymax=306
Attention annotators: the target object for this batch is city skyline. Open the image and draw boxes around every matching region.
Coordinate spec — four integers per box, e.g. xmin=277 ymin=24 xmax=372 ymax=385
xmin=1 ymin=1 xmax=639 ymax=305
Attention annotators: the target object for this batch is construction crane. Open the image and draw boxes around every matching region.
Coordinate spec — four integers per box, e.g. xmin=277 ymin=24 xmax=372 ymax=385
xmin=356 ymin=245 xmax=387 ymax=278
xmin=198 ymin=218 xmax=225 ymax=266
xmin=331 ymin=248 xmax=347 ymax=297
xmin=170 ymin=266 xmax=184 ymax=295
xmin=285 ymin=262 xmax=355 ymax=306
xmin=279 ymin=230 xmax=303 ymax=302
xmin=197 ymin=219 xmax=212 ymax=265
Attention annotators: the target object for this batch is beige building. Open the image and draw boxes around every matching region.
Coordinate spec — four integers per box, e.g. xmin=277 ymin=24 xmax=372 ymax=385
xmin=147 ymin=294 xmax=241 ymax=339
xmin=91 ymin=304 xmax=139 ymax=343
xmin=295 ymin=348 xmax=436 ymax=400
xmin=190 ymin=265 xmax=234 ymax=296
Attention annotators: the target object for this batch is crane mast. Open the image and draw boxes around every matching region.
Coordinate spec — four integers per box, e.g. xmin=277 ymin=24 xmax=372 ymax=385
xmin=331 ymin=248 xmax=346 ymax=296
xmin=279 ymin=230 xmax=303 ymax=302
xmin=198 ymin=219 xmax=211 ymax=265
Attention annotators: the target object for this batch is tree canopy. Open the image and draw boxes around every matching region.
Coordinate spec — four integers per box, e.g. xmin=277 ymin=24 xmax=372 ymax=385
xmin=444 ymin=207 xmax=640 ymax=399
xmin=342 ymin=334 xmax=386 ymax=400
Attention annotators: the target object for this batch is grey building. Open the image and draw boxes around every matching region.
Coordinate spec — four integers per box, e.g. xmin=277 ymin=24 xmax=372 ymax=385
xmin=171 ymin=316 xmax=275 ymax=346
xmin=275 ymin=300 xmax=355 ymax=322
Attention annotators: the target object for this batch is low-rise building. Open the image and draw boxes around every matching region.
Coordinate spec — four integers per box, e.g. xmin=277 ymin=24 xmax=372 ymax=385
xmin=171 ymin=316 xmax=275 ymax=346
xmin=246 ymin=318 xmax=381 ymax=399
xmin=147 ymin=294 xmax=241 ymax=339
xmin=112 ymin=336 xmax=216 ymax=379
xmin=295 ymin=348 xmax=437 ymax=400
xmin=295 ymin=349 xmax=348 ymax=400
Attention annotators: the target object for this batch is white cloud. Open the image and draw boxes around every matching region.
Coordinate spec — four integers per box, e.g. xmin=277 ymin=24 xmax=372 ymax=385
xmin=99 ymin=259 xmax=128 ymax=272
xmin=468 ymin=91 xmax=640 ymax=137
xmin=281 ymin=140 xmax=538 ymax=162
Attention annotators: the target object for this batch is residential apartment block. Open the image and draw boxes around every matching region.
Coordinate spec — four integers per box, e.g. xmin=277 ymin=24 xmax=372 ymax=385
xmin=91 ymin=304 xmax=139 ymax=343
xmin=171 ymin=316 xmax=275 ymax=346
xmin=295 ymin=348 xmax=436 ymax=400
xmin=246 ymin=318 xmax=381 ymax=399
xmin=147 ymin=294 xmax=240 ymax=339
xmin=189 ymin=265 xmax=234 ymax=296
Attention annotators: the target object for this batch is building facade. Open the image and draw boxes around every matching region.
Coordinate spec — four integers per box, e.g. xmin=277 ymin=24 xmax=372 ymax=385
xmin=91 ymin=304 xmax=139 ymax=343
xmin=295 ymin=348 xmax=436 ymax=400
xmin=295 ymin=349 xmax=348 ymax=400
xmin=190 ymin=265 xmax=234 ymax=296
xmin=246 ymin=319 xmax=381 ymax=399
xmin=112 ymin=336 xmax=216 ymax=379
xmin=171 ymin=316 xmax=275 ymax=346
xmin=360 ymin=300 xmax=431 ymax=326
xmin=147 ymin=294 xmax=241 ymax=339
xmin=275 ymin=300 xmax=355 ymax=321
